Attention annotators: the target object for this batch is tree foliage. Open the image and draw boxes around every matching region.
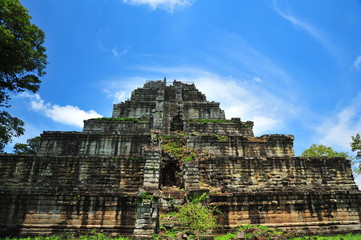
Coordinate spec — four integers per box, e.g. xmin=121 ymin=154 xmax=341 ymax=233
xmin=13 ymin=136 xmax=41 ymax=154
xmin=351 ymin=134 xmax=361 ymax=159
xmin=0 ymin=0 xmax=46 ymax=151
xmin=0 ymin=111 xmax=24 ymax=151
xmin=351 ymin=134 xmax=361 ymax=174
xmin=177 ymin=193 xmax=218 ymax=238
xmin=301 ymin=144 xmax=350 ymax=158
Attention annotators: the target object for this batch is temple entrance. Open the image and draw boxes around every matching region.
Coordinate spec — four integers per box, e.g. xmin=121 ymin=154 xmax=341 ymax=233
xmin=160 ymin=158 xmax=182 ymax=188
xmin=170 ymin=113 xmax=183 ymax=132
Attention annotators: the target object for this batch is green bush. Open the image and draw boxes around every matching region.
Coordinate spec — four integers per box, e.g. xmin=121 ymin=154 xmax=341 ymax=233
xmin=177 ymin=193 xmax=218 ymax=238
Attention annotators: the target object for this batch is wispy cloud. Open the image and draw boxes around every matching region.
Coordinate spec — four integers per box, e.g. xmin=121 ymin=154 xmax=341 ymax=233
xmin=313 ymin=92 xmax=361 ymax=153
xmin=122 ymin=0 xmax=193 ymax=13
xmin=21 ymin=93 xmax=102 ymax=128
xmin=209 ymin=31 xmax=300 ymax=102
xmin=112 ymin=46 xmax=129 ymax=58
xmin=194 ymin=73 xmax=288 ymax=134
xmin=272 ymin=0 xmax=338 ymax=56
xmin=98 ymin=42 xmax=129 ymax=58
xmin=353 ymin=55 xmax=361 ymax=69
xmin=253 ymin=77 xmax=262 ymax=83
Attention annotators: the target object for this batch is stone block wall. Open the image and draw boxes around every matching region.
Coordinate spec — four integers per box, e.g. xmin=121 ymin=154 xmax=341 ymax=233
xmin=0 ymin=155 xmax=146 ymax=194
xmin=37 ymin=132 xmax=150 ymax=156
xmin=242 ymin=135 xmax=295 ymax=157
xmin=0 ymin=194 xmax=137 ymax=237
xmin=0 ymin=154 xmax=148 ymax=237
xmin=211 ymin=191 xmax=361 ymax=234
xmin=183 ymin=120 xmax=254 ymax=137
xmin=1 ymin=155 xmax=360 ymax=236
xmin=112 ymin=101 xmax=156 ymax=119
xmin=198 ymin=157 xmax=358 ymax=192
xmin=83 ymin=119 xmax=151 ymax=134
xmin=187 ymin=134 xmax=294 ymax=157
xmin=182 ymin=102 xmax=225 ymax=120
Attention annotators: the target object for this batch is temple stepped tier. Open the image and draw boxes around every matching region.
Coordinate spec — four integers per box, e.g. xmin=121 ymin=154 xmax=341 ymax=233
xmin=0 ymin=79 xmax=360 ymax=238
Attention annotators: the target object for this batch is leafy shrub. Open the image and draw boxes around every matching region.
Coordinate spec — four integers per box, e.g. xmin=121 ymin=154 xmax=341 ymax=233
xmin=177 ymin=193 xmax=218 ymax=238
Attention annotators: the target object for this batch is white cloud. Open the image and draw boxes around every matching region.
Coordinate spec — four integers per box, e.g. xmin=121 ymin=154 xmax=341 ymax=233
xmin=253 ymin=77 xmax=262 ymax=82
xmin=112 ymin=46 xmax=129 ymax=58
xmin=122 ymin=0 xmax=193 ymax=13
xmin=355 ymin=176 xmax=361 ymax=190
xmin=193 ymin=73 xmax=291 ymax=135
xmin=210 ymin=31 xmax=298 ymax=99
xmin=314 ymin=93 xmax=361 ymax=153
xmin=98 ymin=42 xmax=129 ymax=58
xmin=353 ymin=55 xmax=361 ymax=69
xmin=21 ymin=94 xmax=102 ymax=128
xmin=103 ymin=76 xmax=148 ymax=103
xmin=272 ymin=0 xmax=338 ymax=57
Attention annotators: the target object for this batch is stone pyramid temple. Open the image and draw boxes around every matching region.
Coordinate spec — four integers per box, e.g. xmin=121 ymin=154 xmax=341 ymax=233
xmin=1 ymin=79 xmax=361 ymax=238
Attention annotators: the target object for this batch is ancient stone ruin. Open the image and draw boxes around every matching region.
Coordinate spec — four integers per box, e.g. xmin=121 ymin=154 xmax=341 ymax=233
xmin=0 ymin=79 xmax=360 ymax=238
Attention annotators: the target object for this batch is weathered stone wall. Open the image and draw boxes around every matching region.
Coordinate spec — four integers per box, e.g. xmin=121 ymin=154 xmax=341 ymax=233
xmin=37 ymin=132 xmax=150 ymax=156
xmin=182 ymin=102 xmax=225 ymax=120
xmin=112 ymin=101 xmax=157 ymax=119
xmin=187 ymin=134 xmax=294 ymax=157
xmin=242 ymin=134 xmax=295 ymax=157
xmin=198 ymin=157 xmax=358 ymax=192
xmin=183 ymin=120 xmax=254 ymax=137
xmin=157 ymin=156 xmax=361 ymax=235
xmin=1 ymin=152 xmax=360 ymax=236
xmin=0 ymin=194 xmax=137 ymax=237
xmin=83 ymin=119 xmax=151 ymax=134
xmin=0 ymin=154 xmax=147 ymax=237
xmin=0 ymin=155 xmax=146 ymax=194
xmin=211 ymin=191 xmax=361 ymax=234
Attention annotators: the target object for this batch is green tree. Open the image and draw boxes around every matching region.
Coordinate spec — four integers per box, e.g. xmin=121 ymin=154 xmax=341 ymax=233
xmin=351 ymin=134 xmax=361 ymax=159
xmin=0 ymin=0 xmax=47 ymax=152
xmin=0 ymin=111 xmax=24 ymax=151
xmin=301 ymin=144 xmax=350 ymax=158
xmin=13 ymin=136 xmax=41 ymax=154
xmin=351 ymin=134 xmax=361 ymax=174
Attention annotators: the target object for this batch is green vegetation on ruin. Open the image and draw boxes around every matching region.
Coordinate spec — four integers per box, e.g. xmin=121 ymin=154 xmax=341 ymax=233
xmin=161 ymin=134 xmax=209 ymax=162
xmin=213 ymin=134 xmax=229 ymax=142
xmin=157 ymin=193 xmax=218 ymax=239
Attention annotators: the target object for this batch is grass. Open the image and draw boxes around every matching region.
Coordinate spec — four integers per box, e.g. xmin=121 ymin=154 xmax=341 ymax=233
xmin=291 ymin=234 xmax=361 ymax=240
xmin=2 ymin=233 xmax=361 ymax=240
xmin=0 ymin=231 xmax=131 ymax=240
xmin=213 ymin=225 xmax=361 ymax=240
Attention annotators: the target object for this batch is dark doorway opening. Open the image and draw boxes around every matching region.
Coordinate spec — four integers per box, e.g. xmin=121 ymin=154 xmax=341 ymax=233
xmin=161 ymin=158 xmax=182 ymax=188
xmin=170 ymin=113 xmax=183 ymax=132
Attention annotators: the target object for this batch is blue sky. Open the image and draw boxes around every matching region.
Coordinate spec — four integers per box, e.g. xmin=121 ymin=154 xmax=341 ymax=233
xmin=8 ymin=0 xmax=361 ymax=162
